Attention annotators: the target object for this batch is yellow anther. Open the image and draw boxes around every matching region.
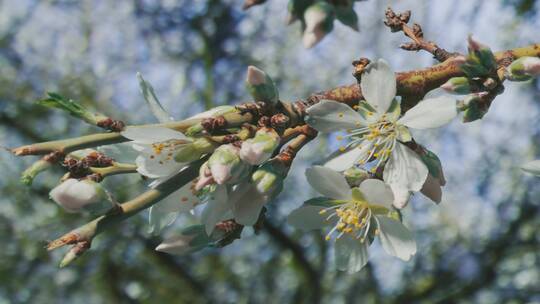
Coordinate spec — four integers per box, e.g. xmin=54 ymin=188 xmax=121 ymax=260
xmin=339 ymin=146 xmax=346 ymax=152
xmin=336 ymin=135 xmax=343 ymax=141
xmin=338 ymin=112 xmax=344 ymax=118
xmin=325 ymin=235 xmax=331 ymax=241
xmin=319 ymin=209 xmax=327 ymax=215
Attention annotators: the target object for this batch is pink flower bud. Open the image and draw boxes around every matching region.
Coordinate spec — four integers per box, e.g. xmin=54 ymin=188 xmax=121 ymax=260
xmin=49 ymin=178 xmax=107 ymax=213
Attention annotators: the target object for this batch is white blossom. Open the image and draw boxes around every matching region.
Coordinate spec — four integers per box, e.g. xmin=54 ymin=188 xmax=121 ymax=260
xmin=305 ymin=59 xmax=457 ymax=207
xmin=287 ymin=166 xmax=416 ymax=273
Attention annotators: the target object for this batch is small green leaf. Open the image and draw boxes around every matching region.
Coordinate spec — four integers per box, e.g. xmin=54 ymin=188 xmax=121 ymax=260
xmin=304 ymin=197 xmax=335 ymax=207
xmin=335 ymin=5 xmax=359 ymax=31
xmin=419 ymin=148 xmax=445 ymax=185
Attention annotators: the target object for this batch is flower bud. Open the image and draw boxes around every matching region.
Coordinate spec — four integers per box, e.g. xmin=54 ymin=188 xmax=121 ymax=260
xmin=302 ymin=2 xmax=335 ymax=48
xmin=521 ymin=160 xmax=540 ymax=176
xmin=251 ymin=162 xmax=285 ymax=196
xmin=155 ymin=225 xmax=214 ymax=255
xmin=208 ymin=144 xmax=250 ymax=185
xmin=240 ymin=128 xmax=280 ymax=165
xmin=185 ymin=105 xmax=236 ymax=136
xmin=440 ymin=77 xmax=471 ymax=94
xmin=507 ymin=56 xmax=540 ymax=81
xmin=245 ymin=66 xmax=279 ymax=105
xmin=195 ymin=162 xmax=214 ymax=191
xmin=343 ymin=167 xmax=369 ymax=186
xmin=174 ymin=137 xmax=215 ymax=163
xmin=49 ymin=178 xmax=109 ymax=213
xmin=463 ymin=35 xmax=497 ymax=76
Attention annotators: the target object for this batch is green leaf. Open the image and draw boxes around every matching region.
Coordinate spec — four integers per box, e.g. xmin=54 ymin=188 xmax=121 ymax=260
xmin=304 ymin=197 xmax=336 ymax=207
xmin=335 ymin=5 xmax=359 ymax=31
xmin=37 ymin=92 xmax=103 ymax=125
xmin=419 ymin=148 xmax=445 ymax=185
xmin=137 ymin=72 xmax=172 ymax=123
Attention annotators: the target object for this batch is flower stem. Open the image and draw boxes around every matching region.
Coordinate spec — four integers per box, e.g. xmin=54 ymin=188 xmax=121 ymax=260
xmin=47 ymin=158 xmax=205 ymax=266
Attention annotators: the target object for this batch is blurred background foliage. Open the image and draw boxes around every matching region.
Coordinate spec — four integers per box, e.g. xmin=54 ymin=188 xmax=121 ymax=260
xmin=0 ymin=0 xmax=539 ymax=303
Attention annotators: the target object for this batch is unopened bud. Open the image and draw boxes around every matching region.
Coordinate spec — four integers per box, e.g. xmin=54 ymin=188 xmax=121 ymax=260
xmin=251 ymin=162 xmax=285 ymax=196
xmin=245 ymin=66 xmax=279 ymax=105
xmin=185 ymin=106 xmax=236 ymax=136
xmin=156 ymin=225 xmax=214 ymax=255
xmin=240 ymin=128 xmax=280 ymax=165
xmin=507 ymin=56 xmax=540 ymax=81
xmin=343 ymin=167 xmax=369 ymax=186
xmin=441 ymin=77 xmax=471 ymax=94
xmin=302 ymin=2 xmax=335 ymax=48
xmin=49 ymin=178 xmax=109 ymax=213
xmin=465 ymin=35 xmax=497 ymax=73
xmin=208 ymin=144 xmax=250 ymax=185
xmin=174 ymin=138 xmax=215 ymax=163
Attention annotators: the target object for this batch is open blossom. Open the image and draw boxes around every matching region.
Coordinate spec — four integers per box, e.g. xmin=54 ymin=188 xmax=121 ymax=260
xmin=287 ymin=166 xmax=416 ymax=273
xmin=49 ymin=178 xmax=109 ymax=213
xmin=122 ymin=126 xmax=194 ymax=185
xmin=305 ymin=59 xmax=458 ymax=208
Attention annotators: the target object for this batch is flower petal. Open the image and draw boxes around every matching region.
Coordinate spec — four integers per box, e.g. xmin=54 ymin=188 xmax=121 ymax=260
xmin=287 ymin=204 xmax=328 ymax=231
xmin=135 ymin=154 xmax=185 ymax=179
xmin=305 ymin=100 xmax=365 ymax=133
xmin=148 ymin=180 xmax=200 ymax=234
xmin=155 ymin=235 xmax=194 ymax=255
xmin=375 ymin=215 xmax=417 ymax=261
xmin=232 ymin=184 xmax=268 ymax=226
xmin=361 ymin=59 xmax=396 ymax=115
xmin=358 ymin=179 xmax=394 ymax=208
xmin=122 ymin=126 xmax=187 ymax=144
xmin=521 ymin=160 xmax=540 ymax=176
xmin=306 ymin=166 xmax=352 ymax=200
xmin=201 ymin=185 xmax=230 ymax=235
xmin=324 ymin=146 xmax=366 ymax=171
xmin=335 ymin=236 xmax=369 ymax=273
xmin=148 ymin=207 xmax=178 ymax=235
xmin=397 ymin=96 xmax=457 ymax=129
xmin=383 ymin=143 xmax=428 ymax=208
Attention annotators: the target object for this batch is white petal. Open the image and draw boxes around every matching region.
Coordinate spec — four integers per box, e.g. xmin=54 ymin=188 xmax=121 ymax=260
xmin=232 ymin=184 xmax=268 ymax=226
xmin=148 ymin=207 xmax=178 ymax=235
xmin=397 ymin=96 xmax=458 ymax=129
xmin=155 ymin=235 xmax=194 ymax=255
xmin=420 ymin=174 xmax=442 ymax=204
xmin=324 ymin=145 xmax=366 ymax=172
xmin=390 ymin=186 xmax=412 ymax=209
xmin=335 ymin=236 xmax=369 ymax=273
xmin=148 ymin=181 xmax=200 ymax=234
xmin=305 ymin=100 xmax=365 ymax=133
xmin=375 ymin=215 xmax=417 ymax=261
xmin=201 ymin=185 xmax=230 ymax=235
xmin=122 ymin=126 xmax=187 ymax=144
xmin=383 ymin=143 xmax=428 ymax=204
xmin=306 ymin=166 xmax=352 ymax=200
xmin=361 ymin=59 xmax=396 ymax=115
xmin=136 ymin=154 xmax=185 ymax=179
xmin=521 ymin=160 xmax=540 ymax=176
xmin=287 ymin=205 xmax=328 ymax=231
xmin=358 ymin=179 xmax=394 ymax=208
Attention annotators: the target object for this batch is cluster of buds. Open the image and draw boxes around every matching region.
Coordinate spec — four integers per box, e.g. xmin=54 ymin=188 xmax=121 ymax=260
xmin=440 ymin=36 xmax=503 ymax=123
